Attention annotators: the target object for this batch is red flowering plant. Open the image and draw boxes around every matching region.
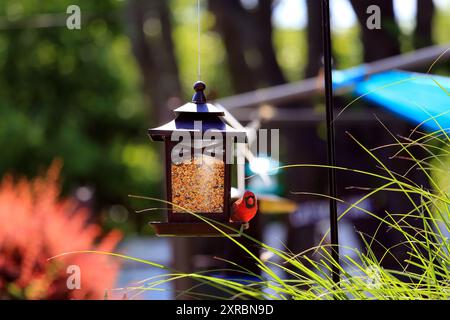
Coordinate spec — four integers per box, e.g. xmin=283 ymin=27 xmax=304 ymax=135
xmin=0 ymin=161 xmax=122 ymax=299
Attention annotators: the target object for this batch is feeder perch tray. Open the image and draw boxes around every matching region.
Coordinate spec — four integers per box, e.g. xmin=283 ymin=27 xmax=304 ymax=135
xmin=149 ymin=222 xmax=249 ymax=237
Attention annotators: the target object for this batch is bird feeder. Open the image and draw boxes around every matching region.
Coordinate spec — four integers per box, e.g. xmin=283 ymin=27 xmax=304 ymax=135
xmin=148 ymin=81 xmax=247 ymax=237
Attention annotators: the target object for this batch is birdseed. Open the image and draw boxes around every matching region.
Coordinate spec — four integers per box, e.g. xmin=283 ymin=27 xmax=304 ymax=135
xmin=171 ymin=155 xmax=224 ymax=213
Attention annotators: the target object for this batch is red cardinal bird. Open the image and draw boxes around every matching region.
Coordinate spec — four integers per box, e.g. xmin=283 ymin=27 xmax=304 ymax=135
xmin=230 ymin=191 xmax=258 ymax=223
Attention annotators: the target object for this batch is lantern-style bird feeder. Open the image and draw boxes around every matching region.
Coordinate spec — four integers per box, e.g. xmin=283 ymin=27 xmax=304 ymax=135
xmin=148 ymin=81 xmax=247 ymax=237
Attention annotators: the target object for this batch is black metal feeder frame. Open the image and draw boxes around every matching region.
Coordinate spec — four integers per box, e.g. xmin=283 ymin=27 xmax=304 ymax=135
xmin=148 ymin=81 xmax=247 ymax=237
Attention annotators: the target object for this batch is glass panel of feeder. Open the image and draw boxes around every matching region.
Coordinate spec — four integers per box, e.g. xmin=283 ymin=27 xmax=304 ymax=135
xmin=171 ymin=149 xmax=225 ymax=214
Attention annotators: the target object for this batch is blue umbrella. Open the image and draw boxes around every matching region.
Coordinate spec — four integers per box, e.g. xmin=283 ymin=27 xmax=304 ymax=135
xmin=345 ymin=70 xmax=450 ymax=132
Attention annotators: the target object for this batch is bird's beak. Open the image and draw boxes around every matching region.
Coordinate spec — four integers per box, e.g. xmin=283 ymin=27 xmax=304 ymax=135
xmin=245 ymin=195 xmax=256 ymax=208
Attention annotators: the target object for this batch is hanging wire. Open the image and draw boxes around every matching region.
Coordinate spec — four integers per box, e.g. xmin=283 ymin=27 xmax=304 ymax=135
xmin=197 ymin=0 xmax=201 ymax=80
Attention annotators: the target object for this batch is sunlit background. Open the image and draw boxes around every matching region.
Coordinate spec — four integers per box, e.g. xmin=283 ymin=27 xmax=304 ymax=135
xmin=0 ymin=0 xmax=449 ymax=300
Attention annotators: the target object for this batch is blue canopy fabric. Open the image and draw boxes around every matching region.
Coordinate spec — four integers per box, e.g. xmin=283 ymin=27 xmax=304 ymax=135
xmin=349 ymin=70 xmax=450 ymax=132
xmin=333 ymin=65 xmax=368 ymax=89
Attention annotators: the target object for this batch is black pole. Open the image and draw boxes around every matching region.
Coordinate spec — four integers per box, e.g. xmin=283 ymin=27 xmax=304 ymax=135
xmin=321 ymin=0 xmax=340 ymax=284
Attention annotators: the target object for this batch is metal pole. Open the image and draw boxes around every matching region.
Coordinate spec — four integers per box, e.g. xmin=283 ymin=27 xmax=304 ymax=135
xmin=321 ymin=0 xmax=340 ymax=284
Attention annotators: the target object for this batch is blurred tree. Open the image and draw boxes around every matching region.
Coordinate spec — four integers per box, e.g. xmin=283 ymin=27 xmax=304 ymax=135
xmin=208 ymin=0 xmax=285 ymax=93
xmin=0 ymin=1 xmax=160 ymax=231
xmin=414 ymin=0 xmax=435 ymax=49
xmin=126 ymin=0 xmax=182 ymax=124
xmin=253 ymin=0 xmax=286 ymax=86
xmin=208 ymin=0 xmax=255 ymax=93
xmin=349 ymin=0 xmax=401 ymax=62
xmin=305 ymin=0 xmax=323 ymax=78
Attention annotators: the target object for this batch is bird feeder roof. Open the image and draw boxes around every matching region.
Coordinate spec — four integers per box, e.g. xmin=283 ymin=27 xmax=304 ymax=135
xmin=148 ymin=81 xmax=246 ymax=142
xmin=148 ymin=117 xmax=246 ymax=141
xmin=173 ymin=102 xmax=225 ymax=115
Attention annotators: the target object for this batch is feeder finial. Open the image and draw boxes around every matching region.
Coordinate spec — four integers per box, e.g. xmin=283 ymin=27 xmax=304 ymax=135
xmin=192 ymin=81 xmax=206 ymax=104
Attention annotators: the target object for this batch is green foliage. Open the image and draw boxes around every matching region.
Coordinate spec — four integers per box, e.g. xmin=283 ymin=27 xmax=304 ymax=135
xmin=332 ymin=26 xmax=363 ymax=69
xmin=434 ymin=6 xmax=450 ymax=45
xmin=273 ymin=28 xmax=307 ymax=82
xmin=431 ymin=139 xmax=450 ymax=219
xmin=172 ymin=0 xmax=233 ymax=98
xmin=0 ymin=0 xmax=162 ymax=229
